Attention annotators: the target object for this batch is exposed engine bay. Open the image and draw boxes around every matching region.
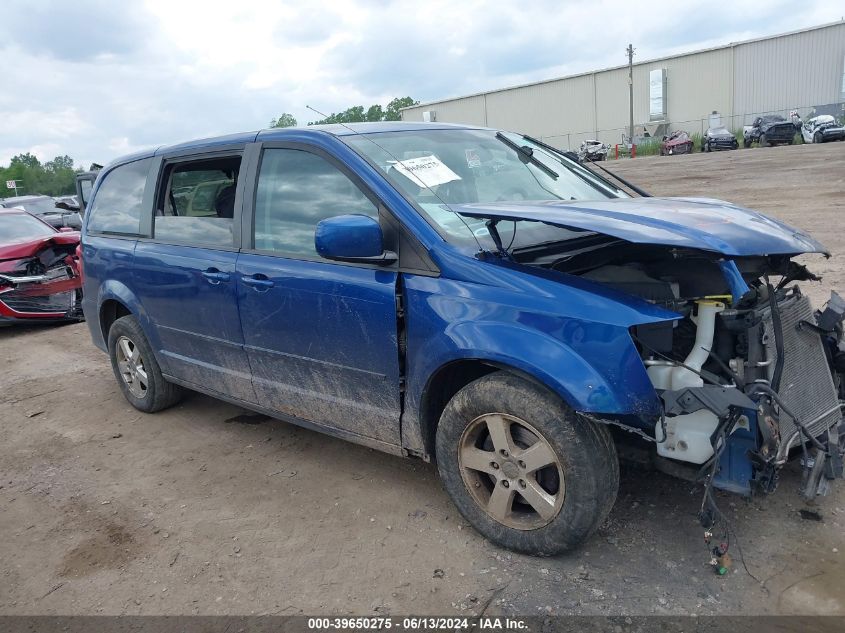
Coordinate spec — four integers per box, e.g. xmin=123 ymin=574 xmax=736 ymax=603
xmin=513 ymin=237 xmax=845 ymax=501
xmin=506 ymin=234 xmax=845 ymax=571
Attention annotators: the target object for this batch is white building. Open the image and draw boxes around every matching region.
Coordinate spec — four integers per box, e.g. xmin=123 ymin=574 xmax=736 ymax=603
xmin=401 ymin=21 xmax=845 ymax=149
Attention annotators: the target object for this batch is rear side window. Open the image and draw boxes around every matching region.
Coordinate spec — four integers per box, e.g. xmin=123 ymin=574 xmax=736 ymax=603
xmin=254 ymin=149 xmax=377 ymax=256
xmin=154 ymin=156 xmax=240 ymax=247
xmin=86 ymin=158 xmax=152 ymax=235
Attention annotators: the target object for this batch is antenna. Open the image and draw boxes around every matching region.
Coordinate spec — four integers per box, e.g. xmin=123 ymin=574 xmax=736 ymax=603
xmin=305 ymin=105 xmax=485 ymax=254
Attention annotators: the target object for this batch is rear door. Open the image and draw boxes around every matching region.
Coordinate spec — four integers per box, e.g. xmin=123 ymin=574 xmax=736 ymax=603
xmin=236 ymin=142 xmax=402 ymax=444
xmin=132 ymin=147 xmax=257 ymax=403
xmin=75 ymin=171 xmax=98 ymax=215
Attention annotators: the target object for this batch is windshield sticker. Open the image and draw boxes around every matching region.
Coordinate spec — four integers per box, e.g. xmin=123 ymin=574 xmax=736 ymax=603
xmin=388 ymin=155 xmax=461 ymax=188
xmin=465 ymin=149 xmax=482 ymax=168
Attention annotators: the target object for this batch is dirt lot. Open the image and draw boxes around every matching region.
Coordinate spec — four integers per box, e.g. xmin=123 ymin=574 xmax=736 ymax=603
xmin=1 ymin=142 xmax=844 ymax=617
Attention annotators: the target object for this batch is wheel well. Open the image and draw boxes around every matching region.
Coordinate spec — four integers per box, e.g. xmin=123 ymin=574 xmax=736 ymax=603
xmin=99 ymin=299 xmax=131 ymax=342
xmin=419 ymin=360 xmax=499 ymax=457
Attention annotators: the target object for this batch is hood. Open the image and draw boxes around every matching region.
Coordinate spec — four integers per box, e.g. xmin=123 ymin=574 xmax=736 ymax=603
xmin=0 ymin=232 xmax=80 ymax=263
xmin=453 ymin=197 xmax=828 ymax=257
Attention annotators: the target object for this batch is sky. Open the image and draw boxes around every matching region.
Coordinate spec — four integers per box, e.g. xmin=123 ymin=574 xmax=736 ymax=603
xmin=0 ymin=0 xmax=841 ymax=170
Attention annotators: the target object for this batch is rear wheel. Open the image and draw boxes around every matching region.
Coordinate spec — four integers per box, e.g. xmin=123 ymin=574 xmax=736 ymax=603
xmin=108 ymin=315 xmax=182 ymax=412
xmin=435 ymin=372 xmax=619 ymax=555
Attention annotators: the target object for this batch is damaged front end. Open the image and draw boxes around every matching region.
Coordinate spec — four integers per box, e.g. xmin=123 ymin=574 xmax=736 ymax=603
xmin=0 ymin=237 xmax=83 ymax=323
xmin=456 ymin=197 xmax=845 ymax=506
xmin=631 ymin=264 xmax=845 ymax=502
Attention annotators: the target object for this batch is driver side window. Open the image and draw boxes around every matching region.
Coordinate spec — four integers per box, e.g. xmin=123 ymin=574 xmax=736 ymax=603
xmin=253 ymin=148 xmax=378 ymax=257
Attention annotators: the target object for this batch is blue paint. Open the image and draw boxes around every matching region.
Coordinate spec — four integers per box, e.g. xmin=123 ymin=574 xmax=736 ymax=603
xmin=452 ymin=197 xmax=828 ymax=257
xmin=315 ymin=214 xmax=384 ymax=259
xmin=718 ymin=259 xmax=751 ymax=304
xmin=713 ymin=410 xmax=758 ymax=496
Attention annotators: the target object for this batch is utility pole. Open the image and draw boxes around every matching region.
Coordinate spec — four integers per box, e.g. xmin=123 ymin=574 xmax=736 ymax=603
xmin=626 ymin=44 xmax=635 ymax=147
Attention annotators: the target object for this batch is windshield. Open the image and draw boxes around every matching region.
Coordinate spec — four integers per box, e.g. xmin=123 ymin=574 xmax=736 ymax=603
xmin=8 ymin=197 xmax=59 ymax=215
xmin=709 ymin=127 xmax=731 ymax=135
xmin=0 ymin=212 xmax=55 ymax=241
xmin=345 ymin=129 xmax=626 ymax=250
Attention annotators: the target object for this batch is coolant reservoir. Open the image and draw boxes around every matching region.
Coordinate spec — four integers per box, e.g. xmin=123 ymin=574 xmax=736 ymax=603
xmin=655 ymin=410 xmax=719 ymax=464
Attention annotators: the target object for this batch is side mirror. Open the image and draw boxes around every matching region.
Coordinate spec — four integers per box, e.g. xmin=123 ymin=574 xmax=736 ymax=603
xmin=315 ymin=215 xmax=397 ymax=265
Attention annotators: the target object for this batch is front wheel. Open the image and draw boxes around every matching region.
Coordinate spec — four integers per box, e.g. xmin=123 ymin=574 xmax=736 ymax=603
xmin=435 ymin=372 xmax=619 ymax=555
xmin=759 ymin=133 xmax=768 ymax=147
xmin=108 ymin=315 xmax=183 ymax=412
xmin=814 ymin=132 xmax=823 ymax=144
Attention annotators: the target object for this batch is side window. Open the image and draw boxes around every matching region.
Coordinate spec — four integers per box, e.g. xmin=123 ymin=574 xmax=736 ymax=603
xmin=86 ymin=158 xmax=152 ymax=235
xmin=154 ymin=156 xmax=241 ymax=247
xmin=254 ymin=148 xmax=378 ymax=256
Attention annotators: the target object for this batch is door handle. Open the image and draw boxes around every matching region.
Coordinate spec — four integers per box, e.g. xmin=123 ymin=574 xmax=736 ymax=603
xmin=201 ymin=268 xmax=231 ymax=284
xmin=242 ymin=274 xmax=274 ymax=291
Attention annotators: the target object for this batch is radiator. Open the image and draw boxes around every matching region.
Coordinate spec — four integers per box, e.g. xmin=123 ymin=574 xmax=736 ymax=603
xmin=763 ymin=293 xmax=842 ymax=446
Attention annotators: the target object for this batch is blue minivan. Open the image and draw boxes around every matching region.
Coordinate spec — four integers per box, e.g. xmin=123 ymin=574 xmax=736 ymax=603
xmin=82 ymin=122 xmax=843 ymax=555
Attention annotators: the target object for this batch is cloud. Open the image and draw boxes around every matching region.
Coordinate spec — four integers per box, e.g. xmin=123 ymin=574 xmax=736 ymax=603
xmin=0 ymin=0 xmax=840 ymax=171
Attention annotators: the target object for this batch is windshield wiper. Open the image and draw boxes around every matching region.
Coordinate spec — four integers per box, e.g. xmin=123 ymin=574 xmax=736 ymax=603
xmin=521 ymin=134 xmax=651 ymax=198
xmin=495 ymin=132 xmax=559 ymax=179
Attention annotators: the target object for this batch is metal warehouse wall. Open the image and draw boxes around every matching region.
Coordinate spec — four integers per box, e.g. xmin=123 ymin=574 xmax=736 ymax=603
xmin=401 ymin=21 xmax=845 ymax=150
xmin=734 ymin=23 xmax=845 ymax=121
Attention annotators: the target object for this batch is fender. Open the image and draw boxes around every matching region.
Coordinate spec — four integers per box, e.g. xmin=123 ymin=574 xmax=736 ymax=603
xmin=410 ymin=319 xmax=661 ymax=420
xmin=91 ymin=280 xmax=168 ymax=367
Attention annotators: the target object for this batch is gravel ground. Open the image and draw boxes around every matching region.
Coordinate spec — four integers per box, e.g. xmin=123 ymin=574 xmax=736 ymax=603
xmin=1 ymin=141 xmax=844 ymax=617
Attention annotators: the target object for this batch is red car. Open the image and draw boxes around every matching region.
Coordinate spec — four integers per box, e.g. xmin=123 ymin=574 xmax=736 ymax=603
xmin=659 ymin=130 xmax=694 ymax=156
xmin=0 ymin=208 xmax=83 ymax=324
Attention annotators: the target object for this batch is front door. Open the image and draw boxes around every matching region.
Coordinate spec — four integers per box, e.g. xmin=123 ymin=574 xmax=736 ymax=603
xmin=132 ymin=151 xmax=257 ymax=403
xmin=237 ymin=146 xmax=401 ymax=444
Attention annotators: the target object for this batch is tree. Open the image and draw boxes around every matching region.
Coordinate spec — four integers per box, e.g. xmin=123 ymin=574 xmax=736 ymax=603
xmin=269 ymin=113 xmax=298 ymax=128
xmin=306 ymin=97 xmax=419 ymax=126
xmin=45 ymin=155 xmax=74 ymax=171
xmin=0 ymin=153 xmax=80 ymax=197
xmin=365 ymin=104 xmax=384 ymax=122
xmin=385 ymin=96 xmax=418 ymax=121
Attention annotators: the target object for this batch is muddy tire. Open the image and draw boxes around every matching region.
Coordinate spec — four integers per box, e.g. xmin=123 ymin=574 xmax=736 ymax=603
xmin=435 ymin=372 xmax=619 ymax=556
xmin=108 ymin=315 xmax=182 ymax=413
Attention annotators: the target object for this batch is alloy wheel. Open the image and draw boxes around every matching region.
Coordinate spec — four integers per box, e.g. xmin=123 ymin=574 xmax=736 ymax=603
xmin=458 ymin=413 xmax=565 ymax=530
xmin=115 ymin=335 xmax=148 ymax=398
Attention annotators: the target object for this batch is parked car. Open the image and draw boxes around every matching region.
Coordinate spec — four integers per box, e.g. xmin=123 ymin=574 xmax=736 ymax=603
xmin=743 ymin=115 xmax=796 ymax=147
xmin=0 ymin=208 xmax=82 ymax=324
xmin=578 ymin=139 xmax=609 ymax=162
xmin=702 ymin=126 xmax=738 ymax=151
xmin=1 ymin=194 xmax=82 ymax=229
xmin=659 ymin=130 xmax=693 ymax=155
xmin=80 ymin=122 xmax=843 ymax=556
xmin=801 ymin=114 xmax=845 ymax=144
